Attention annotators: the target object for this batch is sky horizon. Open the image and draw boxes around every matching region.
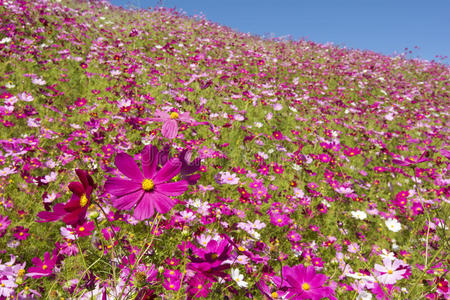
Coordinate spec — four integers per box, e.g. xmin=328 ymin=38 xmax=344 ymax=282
xmin=108 ymin=0 xmax=449 ymax=64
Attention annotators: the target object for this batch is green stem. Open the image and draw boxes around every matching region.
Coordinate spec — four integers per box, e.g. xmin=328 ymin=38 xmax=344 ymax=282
xmin=406 ymin=245 xmax=445 ymax=298
xmin=118 ymin=213 xmax=161 ymax=300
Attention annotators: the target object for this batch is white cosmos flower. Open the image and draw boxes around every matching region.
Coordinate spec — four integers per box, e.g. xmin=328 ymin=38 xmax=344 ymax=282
xmin=356 ymin=291 xmax=373 ymax=300
xmin=0 ymin=37 xmax=12 ymax=44
xmin=231 ymin=268 xmax=248 ymax=288
xmin=351 ymin=210 xmax=367 ymax=220
xmin=385 ymin=218 xmax=402 ymax=232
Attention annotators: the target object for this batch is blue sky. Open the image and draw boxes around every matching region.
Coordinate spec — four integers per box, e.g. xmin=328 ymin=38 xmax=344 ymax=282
xmin=109 ymin=0 xmax=450 ymax=63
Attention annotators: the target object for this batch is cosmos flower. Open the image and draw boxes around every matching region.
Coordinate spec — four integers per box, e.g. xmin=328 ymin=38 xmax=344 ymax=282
xmin=187 ymin=274 xmax=212 ymax=298
xmin=188 ymin=239 xmax=232 ymax=281
xmin=26 ymin=251 xmax=57 ymax=279
xmin=37 ymin=169 xmax=96 ymax=226
xmin=392 ymin=151 xmax=429 ymax=166
xmin=374 ymin=258 xmax=406 ymax=284
xmin=385 ymin=218 xmax=402 ymax=232
xmin=0 ymin=214 xmax=11 ymax=237
xmin=151 ymin=109 xmax=195 ymax=139
xmin=231 ymin=268 xmax=248 ymax=288
xmin=351 ymin=210 xmax=367 ymax=220
xmin=272 ymin=264 xmax=336 ymax=300
xmin=104 ymin=145 xmax=189 ymax=220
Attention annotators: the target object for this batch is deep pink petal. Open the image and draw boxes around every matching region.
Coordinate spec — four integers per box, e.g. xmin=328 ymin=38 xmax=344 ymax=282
xmin=205 ymin=239 xmax=218 ymax=253
xmin=310 ymin=273 xmax=327 ymax=288
xmin=154 ymin=180 xmax=188 ymax=196
xmin=152 ymin=191 xmax=176 ymax=214
xmin=105 ymin=177 xmax=141 ymax=196
xmin=37 ymin=203 xmax=66 ymax=222
xmin=115 ymin=153 xmax=144 ymax=180
xmin=133 ymin=192 xmax=156 ymax=220
xmin=62 ymin=208 xmax=86 ymax=225
xmin=112 ymin=190 xmax=144 ymax=210
xmin=68 ymin=182 xmax=84 ymax=196
xmin=286 ymin=274 xmax=302 ymax=289
xmin=141 ymin=145 xmax=159 ymax=178
xmin=392 ymin=159 xmax=410 ymax=166
xmin=64 ymin=194 xmax=82 ymax=211
xmin=153 ymin=158 xmax=181 ymax=184
xmin=75 ymin=169 xmax=96 ymax=195
xmin=162 ymin=119 xmax=178 ymax=139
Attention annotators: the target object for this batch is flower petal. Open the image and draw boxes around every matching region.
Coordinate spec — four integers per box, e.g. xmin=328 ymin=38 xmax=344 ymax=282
xmin=105 ymin=177 xmax=141 ymax=197
xmin=153 ymin=158 xmax=181 ymax=184
xmin=152 ymin=191 xmax=176 ymax=214
xmin=162 ymin=119 xmax=178 ymax=139
xmin=112 ymin=190 xmax=144 ymax=210
xmin=37 ymin=203 xmax=66 ymax=223
xmin=133 ymin=192 xmax=156 ymax=220
xmin=154 ymin=180 xmax=188 ymax=196
xmin=68 ymin=182 xmax=84 ymax=196
xmin=115 ymin=153 xmax=144 ymax=181
xmin=141 ymin=145 xmax=159 ymax=179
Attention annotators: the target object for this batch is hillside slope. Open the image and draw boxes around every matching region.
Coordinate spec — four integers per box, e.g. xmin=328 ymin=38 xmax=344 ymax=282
xmin=0 ymin=0 xmax=449 ymax=299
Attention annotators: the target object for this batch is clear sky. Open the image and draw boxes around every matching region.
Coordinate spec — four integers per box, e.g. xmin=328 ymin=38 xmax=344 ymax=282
xmin=109 ymin=0 xmax=450 ymax=64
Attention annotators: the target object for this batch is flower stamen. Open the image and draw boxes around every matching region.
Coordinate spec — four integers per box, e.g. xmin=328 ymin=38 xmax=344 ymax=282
xmin=142 ymin=179 xmax=155 ymax=191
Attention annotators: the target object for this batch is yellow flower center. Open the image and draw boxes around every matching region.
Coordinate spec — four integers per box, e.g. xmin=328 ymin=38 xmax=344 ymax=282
xmin=80 ymin=194 xmax=88 ymax=207
xmin=302 ymin=283 xmax=310 ymax=291
xmin=271 ymin=292 xmax=279 ymax=298
xmin=388 ymin=270 xmax=393 ymax=274
xmin=142 ymin=179 xmax=154 ymax=191
xmin=170 ymin=112 xmax=179 ymax=119
xmin=42 ymin=265 xmax=48 ymax=270
xmin=197 ymin=284 xmax=202 ymax=289
xmin=79 ymin=227 xmax=85 ymax=232
xmin=211 ymin=253 xmax=218 ymax=260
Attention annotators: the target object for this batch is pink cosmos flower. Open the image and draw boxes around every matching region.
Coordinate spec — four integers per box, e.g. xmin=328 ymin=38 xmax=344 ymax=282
xmin=273 ymin=264 xmax=336 ymax=300
xmin=187 ymin=274 xmax=212 ymax=298
xmin=12 ymin=226 xmax=29 ymax=241
xmin=188 ymin=239 xmax=232 ymax=281
xmin=104 ymin=145 xmax=189 ymax=220
xmin=26 ymin=251 xmax=57 ymax=279
xmin=0 ymin=214 xmax=11 ymax=237
xmin=151 ymin=109 xmax=195 ymax=139
xmin=270 ymin=214 xmax=290 ymax=227
xmin=163 ymin=277 xmax=181 ymax=291
xmin=392 ymin=150 xmax=429 ymax=166
xmin=37 ymin=169 xmax=96 ymax=226
xmin=0 ymin=276 xmax=17 ymax=298
xmin=374 ymin=258 xmax=406 ymax=284
xmin=74 ymin=221 xmax=95 ymax=237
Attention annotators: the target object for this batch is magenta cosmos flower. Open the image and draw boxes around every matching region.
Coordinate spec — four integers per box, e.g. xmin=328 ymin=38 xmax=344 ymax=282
xmin=105 ymin=145 xmax=188 ymax=220
xmin=188 ymin=239 xmax=232 ymax=281
xmin=26 ymin=251 xmax=57 ymax=279
xmin=273 ymin=264 xmax=336 ymax=300
xmin=151 ymin=109 xmax=195 ymax=139
xmin=37 ymin=169 xmax=96 ymax=226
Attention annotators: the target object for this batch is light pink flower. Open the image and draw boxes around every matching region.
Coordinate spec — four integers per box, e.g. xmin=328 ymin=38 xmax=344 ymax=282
xmin=374 ymin=258 xmax=406 ymax=284
xmin=151 ymin=109 xmax=195 ymax=139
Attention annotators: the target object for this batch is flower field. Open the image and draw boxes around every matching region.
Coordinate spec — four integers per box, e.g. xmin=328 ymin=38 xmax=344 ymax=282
xmin=0 ymin=0 xmax=449 ymax=299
